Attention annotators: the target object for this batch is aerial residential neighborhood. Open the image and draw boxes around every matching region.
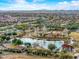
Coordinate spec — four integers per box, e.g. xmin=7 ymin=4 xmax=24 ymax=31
xmin=0 ymin=10 xmax=79 ymax=59
xmin=0 ymin=0 xmax=79 ymax=59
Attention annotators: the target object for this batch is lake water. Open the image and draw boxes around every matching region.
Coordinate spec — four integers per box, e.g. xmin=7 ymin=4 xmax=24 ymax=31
xmin=20 ymin=38 xmax=64 ymax=49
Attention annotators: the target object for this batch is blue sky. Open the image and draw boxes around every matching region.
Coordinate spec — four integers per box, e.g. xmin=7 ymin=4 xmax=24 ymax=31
xmin=0 ymin=0 xmax=79 ymax=10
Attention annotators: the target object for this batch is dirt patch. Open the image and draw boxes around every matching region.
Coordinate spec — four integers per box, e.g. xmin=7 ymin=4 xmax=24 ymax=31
xmin=0 ymin=54 xmax=54 ymax=59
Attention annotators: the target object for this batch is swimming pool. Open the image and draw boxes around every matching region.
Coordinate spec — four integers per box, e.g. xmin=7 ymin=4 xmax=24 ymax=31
xmin=20 ymin=38 xmax=64 ymax=49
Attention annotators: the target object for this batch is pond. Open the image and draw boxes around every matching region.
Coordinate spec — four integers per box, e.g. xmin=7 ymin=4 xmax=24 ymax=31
xmin=20 ymin=38 xmax=64 ymax=49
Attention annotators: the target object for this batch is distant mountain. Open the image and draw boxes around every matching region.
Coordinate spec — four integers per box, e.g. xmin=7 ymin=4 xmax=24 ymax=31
xmin=0 ymin=10 xmax=79 ymax=14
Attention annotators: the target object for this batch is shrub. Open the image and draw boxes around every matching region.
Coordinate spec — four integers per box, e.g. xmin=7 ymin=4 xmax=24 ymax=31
xmin=26 ymin=48 xmax=52 ymax=57
xmin=59 ymin=52 xmax=74 ymax=59
xmin=24 ymin=43 xmax=31 ymax=48
xmin=48 ymin=44 xmax=56 ymax=51
xmin=12 ymin=39 xmax=23 ymax=46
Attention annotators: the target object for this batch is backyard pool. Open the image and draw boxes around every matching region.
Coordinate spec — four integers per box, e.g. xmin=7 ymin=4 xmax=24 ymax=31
xmin=20 ymin=38 xmax=64 ymax=49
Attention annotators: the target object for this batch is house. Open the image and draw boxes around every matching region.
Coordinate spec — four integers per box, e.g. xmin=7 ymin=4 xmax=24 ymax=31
xmin=52 ymin=31 xmax=65 ymax=39
xmin=62 ymin=43 xmax=74 ymax=52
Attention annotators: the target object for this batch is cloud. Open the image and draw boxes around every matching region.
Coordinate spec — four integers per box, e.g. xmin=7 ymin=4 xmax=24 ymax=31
xmin=15 ymin=0 xmax=26 ymax=4
xmin=0 ymin=0 xmax=79 ymax=10
xmin=0 ymin=0 xmax=51 ymax=10
xmin=33 ymin=0 xmax=45 ymax=3
xmin=56 ymin=1 xmax=79 ymax=10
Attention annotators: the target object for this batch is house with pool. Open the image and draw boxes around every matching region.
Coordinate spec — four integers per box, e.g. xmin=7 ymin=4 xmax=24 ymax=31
xmin=18 ymin=37 xmax=75 ymax=52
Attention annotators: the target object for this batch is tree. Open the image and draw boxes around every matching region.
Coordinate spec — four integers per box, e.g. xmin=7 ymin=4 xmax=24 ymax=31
xmin=0 ymin=35 xmax=11 ymax=42
xmin=6 ymin=36 xmax=10 ymax=41
xmin=12 ymin=32 xmax=17 ymax=35
xmin=0 ymin=35 xmax=6 ymax=41
xmin=24 ymin=43 xmax=31 ymax=48
xmin=12 ymin=39 xmax=23 ymax=46
xmin=5 ymin=32 xmax=12 ymax=36
xmin=12 ymin=32 xmax=17 ymax=39
xmin=0 ymin=35 xmax=7 ymax=48
xmin=48 ymin=44 xmax=56 ymax=51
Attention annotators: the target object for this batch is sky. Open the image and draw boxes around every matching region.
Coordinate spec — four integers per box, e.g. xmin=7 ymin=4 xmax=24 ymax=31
xmin=0 ymin=0 xmax=79 ymax=10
